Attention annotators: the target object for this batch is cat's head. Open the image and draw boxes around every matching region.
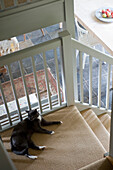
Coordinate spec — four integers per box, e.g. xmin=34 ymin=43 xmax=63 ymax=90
xmin=26 ymin=109 xmax=39 ymax=121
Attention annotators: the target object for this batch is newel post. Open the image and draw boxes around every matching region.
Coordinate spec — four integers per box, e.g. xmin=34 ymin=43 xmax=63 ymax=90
xmin=59 ymin=31 xmax=75 ymax=106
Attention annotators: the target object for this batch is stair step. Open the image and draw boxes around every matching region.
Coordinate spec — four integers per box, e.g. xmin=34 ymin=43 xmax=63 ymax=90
xmin=81 ymin=109 xmax=110 ymax=151
xmin=1 ymin=106 xmax=107 ymax=170
xmin=98 ymin=113 xmax=111 ymax=133
xmin=79 ymin=158 xmax=113 ymax=170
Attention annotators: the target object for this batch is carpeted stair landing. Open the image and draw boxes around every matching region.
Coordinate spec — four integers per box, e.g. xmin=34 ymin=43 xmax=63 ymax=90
xmin=1 ymin=106 xmax=113 ymax=170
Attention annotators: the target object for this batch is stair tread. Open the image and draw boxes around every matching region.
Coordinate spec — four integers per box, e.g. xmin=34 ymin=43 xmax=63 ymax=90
xmin=81 ymin=109 xmax=110 ymax=151
xmin=1 ymin=106 xmax=106 ymax=170
xmin=79 ymin=158 xmax=113 ymax=170
xmin=98 ymin=113 xmax=111 ymax=133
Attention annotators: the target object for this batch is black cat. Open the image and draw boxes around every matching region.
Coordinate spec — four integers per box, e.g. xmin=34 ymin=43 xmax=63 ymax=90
xmin=10 ymin=109 xmax=62 ymax=159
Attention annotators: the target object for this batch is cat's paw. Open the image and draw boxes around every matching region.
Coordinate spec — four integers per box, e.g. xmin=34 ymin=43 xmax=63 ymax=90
xmin=50 ymin=131 xmax=55 ymax=135
xmin=27 ymin=155 xmax=38 ymax=159
xmin=60 ymin=121 xmax=63 ymax=124
xmin=39 ymin=146 xmax=46 ymax=150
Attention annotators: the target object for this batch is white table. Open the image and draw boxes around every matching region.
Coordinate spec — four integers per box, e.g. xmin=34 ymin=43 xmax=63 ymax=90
xmin=74 ymin=0 xmax=113 ymax=56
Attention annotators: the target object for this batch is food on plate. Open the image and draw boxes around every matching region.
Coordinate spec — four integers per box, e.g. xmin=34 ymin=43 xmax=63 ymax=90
xmin=101 ymin=8 xmax=113 ymax=18
xmin=102 ymin=13 xmax=107 ymax=18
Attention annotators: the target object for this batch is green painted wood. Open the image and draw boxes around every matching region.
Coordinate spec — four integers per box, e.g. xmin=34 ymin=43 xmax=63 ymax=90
xmin=0 ymin=0 xmax=64 ymax=40
xmin=64 ymin=0 xmax=75 ymax=38
xmin=0 ymin=0 xmax=64 ymax=16
xmin=0 ymin=140 xmax=16 ymax=170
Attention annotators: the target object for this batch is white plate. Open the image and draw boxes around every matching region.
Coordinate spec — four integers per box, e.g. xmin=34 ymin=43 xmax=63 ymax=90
xmin=95 ymin=7 xmax=113 ymax=22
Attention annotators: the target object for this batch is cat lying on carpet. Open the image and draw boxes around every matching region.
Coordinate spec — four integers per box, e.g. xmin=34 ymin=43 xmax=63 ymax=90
xmin=10 ymin=109 xmax=62 ymax=159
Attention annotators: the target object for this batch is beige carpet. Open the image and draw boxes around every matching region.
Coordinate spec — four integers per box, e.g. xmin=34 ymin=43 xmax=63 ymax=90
xmin=1 ymin=106 xmax=112 ymax=170
xmin=79 ymin=158 xmax=113 ymax=170
xmin=81 ymin=109 xmax=110 ymax=152
xmin=98 ymin=113 xmax=111 ymax=133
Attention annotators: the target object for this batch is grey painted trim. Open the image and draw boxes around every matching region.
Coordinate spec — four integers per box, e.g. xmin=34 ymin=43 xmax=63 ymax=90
xmin=64 ymin=0 xmax=75 ymax=38
xmin=0 ymin=0 xmax=64 ymax=16
xmin=0 ymin=140 xmax=16 ymax=170
xmin=0 ymin=0 xmax=5 ymax=10
xmin=0 ymin=0 xmax=64 ymax=40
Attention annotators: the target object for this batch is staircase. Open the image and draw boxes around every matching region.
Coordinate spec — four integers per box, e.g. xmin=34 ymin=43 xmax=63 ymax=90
xmin=80 ymin=108 xmax=113 ymax=169
xmin=1 ymin=106 xmax=113 ymax=170
xmin=98 ymin=112 xmax=111 ymax=133
xmin=80 ymin=109 xmax=110 ymax=152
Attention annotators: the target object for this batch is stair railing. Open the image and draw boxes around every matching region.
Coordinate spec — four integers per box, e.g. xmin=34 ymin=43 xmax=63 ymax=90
xmin=71 ymin=37 xmax=113 ymax=115
xmin=0 ymin=37 xmax=66 ymax=132
xmin=71 ymin=35 xmax=113 ymax=158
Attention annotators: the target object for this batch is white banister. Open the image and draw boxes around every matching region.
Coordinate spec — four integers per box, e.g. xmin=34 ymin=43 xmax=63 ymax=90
xmin=71 ymin=38 xmax=113 ymax=65
xmin=59 ymin=31 xmax=74 ymax=106
xmin=89 ymin=56 xmax=92 ymax=105
xmin=98 ymin=60 xmax=102 ymax=108
xmin=72 ymin=38 xmax=112 ymax=114
xmin=43 ymin=52 xmax=52 ymax=110
xmin=19 ymin=60 xmax=31 ymax=110
xmin=0 ymin=37 xmax=65 ymax=131
xmin=106 ymin=64 xmax=111 ymax=109
xmin=31 ymin=56 xmax=42 ymax=113
xmin=14 ymin=0 xmax=18 ymax=6
xmin=7 ymin=65 xmax=22 ymax=121
xmin=79 ymin=51 xmax=83 ymax=103
xmin=0 ymin=80 xmax=12 ymax=126
xmin=0 ymin=123 xmax=2 ymax=130
xmin=73 ymin=49 xmax=78 ymax=101
xmin=54 ymin=49 xmax=62 ymax=106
